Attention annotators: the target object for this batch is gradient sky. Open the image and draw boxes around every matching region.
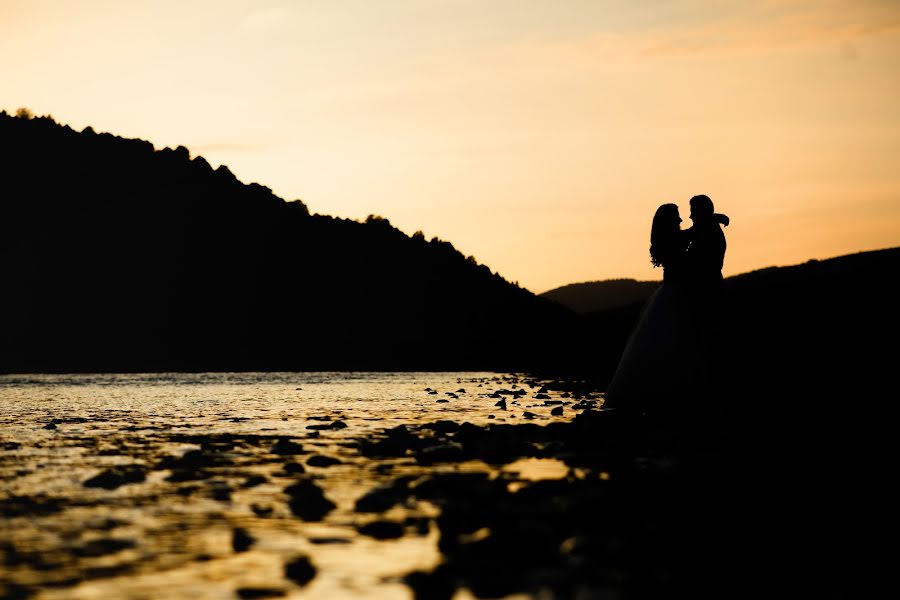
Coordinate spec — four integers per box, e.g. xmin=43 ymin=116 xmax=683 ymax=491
xmin=2 ymin=0 xmax=899 ymax=293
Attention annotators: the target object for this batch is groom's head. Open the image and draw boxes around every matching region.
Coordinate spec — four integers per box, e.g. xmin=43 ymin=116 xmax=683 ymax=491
xmin=689 ymin=194 xmax=714 ymax=223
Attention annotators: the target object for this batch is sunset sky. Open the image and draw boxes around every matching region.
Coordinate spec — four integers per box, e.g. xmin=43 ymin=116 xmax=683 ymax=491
xmin=2 ymin=0 xmax=899 ymax=293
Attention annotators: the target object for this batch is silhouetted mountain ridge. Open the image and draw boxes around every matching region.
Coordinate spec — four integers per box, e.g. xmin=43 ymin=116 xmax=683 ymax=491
xmin=542 ymin=251 xmax=898 ymax=315
xmin=0 ymin=111 xmax=579 ymax=373
xmin=582 ymin=246 xmax=900 ymax=395
xmin=540 ymin=279 xmax=660 ymax=314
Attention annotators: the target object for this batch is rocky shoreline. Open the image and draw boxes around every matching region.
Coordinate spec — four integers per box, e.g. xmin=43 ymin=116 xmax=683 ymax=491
xmin=358 ymin=407 xmax=744 ymax=599
xmin=1 ymin=373 xmax=873 ymax=599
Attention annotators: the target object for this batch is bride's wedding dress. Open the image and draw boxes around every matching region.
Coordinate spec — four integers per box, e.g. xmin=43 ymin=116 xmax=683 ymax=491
xmin=604 ymin=279 xmax=713 ymax=412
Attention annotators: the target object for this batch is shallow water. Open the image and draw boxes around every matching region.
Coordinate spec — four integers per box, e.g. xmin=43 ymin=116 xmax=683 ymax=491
xmin=0 ymin=372 xmax=589 ymax=599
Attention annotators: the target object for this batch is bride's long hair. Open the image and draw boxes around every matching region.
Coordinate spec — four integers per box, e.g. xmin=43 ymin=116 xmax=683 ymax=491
xmin=649 ymin=203 xmax=681 ymax=268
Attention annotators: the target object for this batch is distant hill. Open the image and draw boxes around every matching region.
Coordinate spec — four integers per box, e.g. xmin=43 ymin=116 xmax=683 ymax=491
xmin=0 ymin=111 xmax=580 ymax=373
xmin=541 ymin=279 xmax=660 ymax=314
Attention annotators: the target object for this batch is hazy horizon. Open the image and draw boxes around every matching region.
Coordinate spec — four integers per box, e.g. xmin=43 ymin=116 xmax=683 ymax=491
xmin=3 ymin=0 xmax=899 ymax=293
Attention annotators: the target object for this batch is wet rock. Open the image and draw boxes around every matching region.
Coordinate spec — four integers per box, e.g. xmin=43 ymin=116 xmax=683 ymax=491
xmin=232 ymin=527 xmax=254 ymax=552
xmin=523 ymin=412 xmax=537 ymax=419
xmin=201 ymin=436 xmax=237 ymax=452
xmin=72 ymin=538 xmax=135 ymax=558
xmin=535 ymin=394 xmax=551 ymax=400
xmin=354 ymin=478 xmax=413 ymax=513
xmin=423 ymin=420 xmax=460 ymax=435
xmin=284 ymin=555 xmax=317 ymax=586
xmin=415 ymin=442 xmax=465 ymax=465
xmin=81 ymin=563 xmax=136 ymax=580
xmin=405 ymin=516 xmax=431 ymax=536
xmin=358 ymin=425 xmax=416 ymax=458
xmin=284 ymin=480 xmax=336 ymax=521
xmin=453 ymin=424 xmax=541 ymax=465
xmin=404 ymin=565 xmax=457 ymax=600
xmin=85 ymin=517 xmax=127 ymax=531
xmin=306 ymin=455 xmax=342 ymax=468
xmin=358 ymin=520 xmax=404 ymax=540
xmin=251 ymin=503 xmax=273 ymax=517
xmin=541 ymin=440 xmax=567 ymax=455
xmin=329 ymin=420 xmax=347 ymax=429
xmin=308 ymin=537 xmax=351 ymax=545
xmin=551 ymin=407 xmax=564 ymax=416
xmin=167 ymin=469 xmax=208 ymax=483
xmin=308 ymin=536 xmax=353 ymax=546
xmin=241 ymin=474 xmax=268 ymax=488
xmin=571 ymin=401 xmax=597 ymax=410
xmin=436 ymin=399 xmax=449 ymax=403
xmin=97 ymin=447 xmax=124 ymax=456
xmin=0 ymin=581 xmax=34 ymax=599
xmin=495 ymin=399 xmax=507 ymax=410
xmin=210 ymin=482 xmax=232 ymax=502
xmin=411 ymin=472 xmax=495 ymax=502
xmin=83 ymin=465 xmax=147 ymax=490
xmin=282 ymin=462 xmax=306 ymax=475
xmin=236 ymin=587 xmax=285 ymax=599
xmin=42 ymin=423 xmax=57 ymax=430
xmin=159 ymin=448 xmax=220 ymax=481
xmin=271 ymin=438 xmax=305 ymax=455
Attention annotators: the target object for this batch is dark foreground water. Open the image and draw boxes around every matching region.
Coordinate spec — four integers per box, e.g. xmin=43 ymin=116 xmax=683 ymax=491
xmin=0 ymin=372 xmax=591 ymax=600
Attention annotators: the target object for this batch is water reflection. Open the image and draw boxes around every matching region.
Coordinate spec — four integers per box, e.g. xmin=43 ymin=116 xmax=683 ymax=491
xmin=501 ymin=458 xmax=569 ymax=482
xmin=0 ymin=372 xmax=595 ymax=599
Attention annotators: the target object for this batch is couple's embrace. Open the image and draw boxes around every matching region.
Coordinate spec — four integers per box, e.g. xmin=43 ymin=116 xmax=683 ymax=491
xmin=604 ymin=194 xmax=728 ymax=413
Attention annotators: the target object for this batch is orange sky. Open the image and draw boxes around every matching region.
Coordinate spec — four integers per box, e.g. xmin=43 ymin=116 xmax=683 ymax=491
xmin=2 ymin=0 xmax=899 ymax=292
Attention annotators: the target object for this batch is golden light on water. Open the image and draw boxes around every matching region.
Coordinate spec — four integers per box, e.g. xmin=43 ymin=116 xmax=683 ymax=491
xmin=1 ymin=372 xmax=581 ymax=599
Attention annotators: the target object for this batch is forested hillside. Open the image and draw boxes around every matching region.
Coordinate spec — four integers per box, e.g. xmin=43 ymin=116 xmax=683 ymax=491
xmin=0 ymin=112 xmax=579 ymax=373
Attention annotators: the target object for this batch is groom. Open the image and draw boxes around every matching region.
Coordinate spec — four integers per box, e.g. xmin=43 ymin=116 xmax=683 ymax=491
xmin=686 ymin=194 xmax=726 ymax=292
xmin=685 ymin=194 xmax=727 ymax=405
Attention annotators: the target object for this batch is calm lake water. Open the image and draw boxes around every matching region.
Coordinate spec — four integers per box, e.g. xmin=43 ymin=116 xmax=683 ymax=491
xmin=1 ymin=372 xmax=595 ymax=600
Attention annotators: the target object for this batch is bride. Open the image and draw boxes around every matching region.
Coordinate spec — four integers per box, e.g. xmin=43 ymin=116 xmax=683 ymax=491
xmin=603 ymin=203 xmax=728 ymax=413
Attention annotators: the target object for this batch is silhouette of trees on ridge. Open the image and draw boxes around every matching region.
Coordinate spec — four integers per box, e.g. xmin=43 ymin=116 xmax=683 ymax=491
xmin=0 ymin=110 xmax=581 ymax=373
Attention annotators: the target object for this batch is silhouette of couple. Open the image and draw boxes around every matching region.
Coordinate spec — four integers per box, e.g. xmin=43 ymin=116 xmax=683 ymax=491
xmin=604 ymin=194 xmax=728 ymax=414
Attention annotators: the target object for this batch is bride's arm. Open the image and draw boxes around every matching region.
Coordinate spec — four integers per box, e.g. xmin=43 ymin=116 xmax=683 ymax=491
xmin=714 ymin=213 xmax=730 ymax=227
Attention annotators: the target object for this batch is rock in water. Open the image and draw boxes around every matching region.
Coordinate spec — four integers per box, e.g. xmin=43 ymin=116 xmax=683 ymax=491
xmin=83 ymin=465 xmax=147 ymax=490
xmin=284 ymin=480 xmax=336 ymax=521
xmin=284 ymin=555 xmax=317 ymax=586
xmin=232 ymin=527 xmax=255 ymax=552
